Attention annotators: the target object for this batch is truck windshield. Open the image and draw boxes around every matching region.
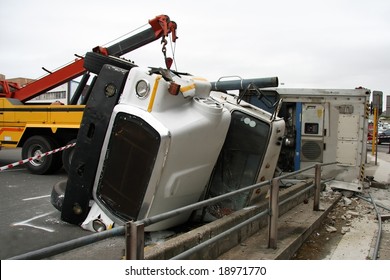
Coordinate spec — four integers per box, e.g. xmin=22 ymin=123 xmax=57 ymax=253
xmin=206 ymin=110 xmax=270 ymax=215
xmin=96 ymin=113 xmax=160 ymax=221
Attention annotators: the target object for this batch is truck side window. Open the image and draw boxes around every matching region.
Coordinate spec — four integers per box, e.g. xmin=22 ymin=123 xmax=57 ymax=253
xmin=206 ymin=110 xmax=270 ymax=214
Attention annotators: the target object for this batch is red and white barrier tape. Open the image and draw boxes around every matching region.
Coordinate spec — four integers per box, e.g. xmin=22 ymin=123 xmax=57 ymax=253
xmin=0 ymin=142 xmax=76 ymax=172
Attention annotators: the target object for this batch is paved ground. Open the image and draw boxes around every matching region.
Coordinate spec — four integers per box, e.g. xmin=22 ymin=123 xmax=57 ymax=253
xmin=0 ymin=148 xmax=93 ymax=259
xmin=293 ymin=188 xmax=390 ymax=260
xmin=293 ymin=150 xmax=390 ymax=260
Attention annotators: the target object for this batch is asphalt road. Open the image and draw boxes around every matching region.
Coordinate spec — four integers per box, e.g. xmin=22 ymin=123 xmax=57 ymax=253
xmin=366 ymin=143 xmax=390 ymax=154
xmin=0 ymin=148 xmax=92 ymax=259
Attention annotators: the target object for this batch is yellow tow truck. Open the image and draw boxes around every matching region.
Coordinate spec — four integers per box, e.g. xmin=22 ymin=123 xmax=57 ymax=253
xmin=0 ymin=97 xmax=83 ymax=174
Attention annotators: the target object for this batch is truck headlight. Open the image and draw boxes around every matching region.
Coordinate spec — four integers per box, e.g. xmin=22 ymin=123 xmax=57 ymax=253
xmin=135 ymin=79 xmax=150 ymax=99
xmin=92 ymin=219 xmax=106 ymax=232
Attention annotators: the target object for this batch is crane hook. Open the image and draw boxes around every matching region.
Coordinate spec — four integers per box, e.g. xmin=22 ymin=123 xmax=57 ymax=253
xmin=161 ymin=36 xmax=173 ymax=69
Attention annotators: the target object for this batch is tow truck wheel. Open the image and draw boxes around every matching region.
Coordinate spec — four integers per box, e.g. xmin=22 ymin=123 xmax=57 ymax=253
xmin=62 ymin=139 xmax=76 ymax=174
xmin=22 ymin=135 xmax=62 ymax=175
xmin=51 ymin=179 xmax=67 ymax=211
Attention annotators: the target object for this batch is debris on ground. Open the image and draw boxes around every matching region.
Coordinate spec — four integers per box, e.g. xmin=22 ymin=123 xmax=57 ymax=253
xmin=293 ymin=182 xmax=390 ymax=260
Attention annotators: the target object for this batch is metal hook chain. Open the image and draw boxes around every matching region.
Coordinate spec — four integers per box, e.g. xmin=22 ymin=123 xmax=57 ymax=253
xmin=161 ymin=36 xmax=173 ymax=69
xmin=161 ymin=36 xmax=168 ymax=58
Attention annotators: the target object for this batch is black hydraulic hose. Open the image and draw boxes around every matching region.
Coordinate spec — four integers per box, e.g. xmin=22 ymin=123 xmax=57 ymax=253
xmin=355 ymin=194 xmax=390 ymax=212
xmin=368 ymin=193 xmax=382 ymax=260
xmin=70 ymin=73 xmax=90 ymax=105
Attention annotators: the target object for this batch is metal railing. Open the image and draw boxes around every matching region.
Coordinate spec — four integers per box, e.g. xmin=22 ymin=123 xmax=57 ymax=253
xmin=9 ymin=162 xmax=337 ymax=260
xmin=127 ymin=161 xmax=337 ymax=259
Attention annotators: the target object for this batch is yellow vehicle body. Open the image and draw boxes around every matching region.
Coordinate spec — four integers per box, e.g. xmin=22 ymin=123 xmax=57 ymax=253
xmin=0 ymin=98 xmax=84 ymax=174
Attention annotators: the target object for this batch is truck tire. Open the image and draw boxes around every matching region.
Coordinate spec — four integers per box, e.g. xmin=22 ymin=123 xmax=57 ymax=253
xmin=84 ymin=52 xmax=136 ymax=74
xmin=22 ymin=135 xmax=62 ymax=175
xmin=62 ymin=139 xmax=76 ymax=174
xmin=51 ymin=179 xmax=67 ymax=211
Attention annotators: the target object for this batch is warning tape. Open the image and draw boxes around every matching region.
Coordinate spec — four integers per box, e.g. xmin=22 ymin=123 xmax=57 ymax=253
xmin=0 ymin=142 xmax=76 ymax=172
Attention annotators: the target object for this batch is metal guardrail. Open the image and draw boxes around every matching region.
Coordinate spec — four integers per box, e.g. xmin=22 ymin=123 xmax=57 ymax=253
xmin=127 ymin=162 xmax=338 ymax=259
xmin=9 ymin=162 xmax=337 ymax=260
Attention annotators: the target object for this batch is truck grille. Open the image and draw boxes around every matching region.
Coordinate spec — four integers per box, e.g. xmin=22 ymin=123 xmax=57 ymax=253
xmin=96 ymin=112 xmax=160 ymax=221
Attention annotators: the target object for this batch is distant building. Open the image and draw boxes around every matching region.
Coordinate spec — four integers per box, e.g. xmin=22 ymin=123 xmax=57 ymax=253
xmin=2 ymin=74 xmax=85 ymax=105
xmin=6 ymin=76 xmax=35 ymax=86
xmin=27 ymin=81 xmax=81 ymax=105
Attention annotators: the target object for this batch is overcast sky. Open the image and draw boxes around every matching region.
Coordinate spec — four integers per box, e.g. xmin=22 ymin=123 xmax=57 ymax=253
xmin=1 ymin=0 xmax=389 ymax=106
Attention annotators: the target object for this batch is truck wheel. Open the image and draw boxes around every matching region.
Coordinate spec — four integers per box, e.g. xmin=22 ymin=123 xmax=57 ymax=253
xmin=51 ymin=179 xmax=67 ymax=211
xmin=62 ymin=139 xmax=76 ymax=174
xmin=22 ymin=136 xmax=62 ymax=175
xmin=84 ymin=52 xmax=136 ymax=74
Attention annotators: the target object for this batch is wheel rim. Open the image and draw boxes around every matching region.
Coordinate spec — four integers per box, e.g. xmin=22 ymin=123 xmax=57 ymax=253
xmin=28 ymin=144 xmax=46 ymax=167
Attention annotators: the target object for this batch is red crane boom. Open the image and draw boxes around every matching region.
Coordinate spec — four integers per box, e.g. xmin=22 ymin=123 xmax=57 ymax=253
xmin=6 ymin=15 xmax=177 ymax=102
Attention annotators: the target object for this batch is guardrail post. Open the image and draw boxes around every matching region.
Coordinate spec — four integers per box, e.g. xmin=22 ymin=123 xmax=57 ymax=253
xmin=125 ymin=222 xmax=131 ymax=259
xmin=313 ymin=164 xmax=321 ymax=211
xmin=125 ymin=221 xmax=145 ymax=260
xmin=268 ymin=178 xmax=279 ymax=249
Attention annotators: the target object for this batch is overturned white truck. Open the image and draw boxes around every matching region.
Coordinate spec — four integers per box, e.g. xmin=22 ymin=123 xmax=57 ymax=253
xmin=52 ymin=52 xmax=285 ymax=232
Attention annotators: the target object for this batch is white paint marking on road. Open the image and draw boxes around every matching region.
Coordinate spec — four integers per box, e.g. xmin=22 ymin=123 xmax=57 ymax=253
xmin=23 ymin=194 xmax=50 ymax=201
xmin=1 ymin=168 xmax=26 ymax=173
xmin=14 ymin=223 xmax=55 ymax=233
xmin=12 ymin=211 xmax=56 ymax=233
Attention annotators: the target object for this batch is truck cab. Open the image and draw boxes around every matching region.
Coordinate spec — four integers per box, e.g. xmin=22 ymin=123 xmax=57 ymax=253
xmin=55 ymin=59 xmax=284 ymax=232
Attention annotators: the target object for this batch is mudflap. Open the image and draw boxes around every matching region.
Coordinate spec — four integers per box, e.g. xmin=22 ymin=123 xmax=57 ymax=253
xmin=60 ymin=64 xmax=130 ymax=225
